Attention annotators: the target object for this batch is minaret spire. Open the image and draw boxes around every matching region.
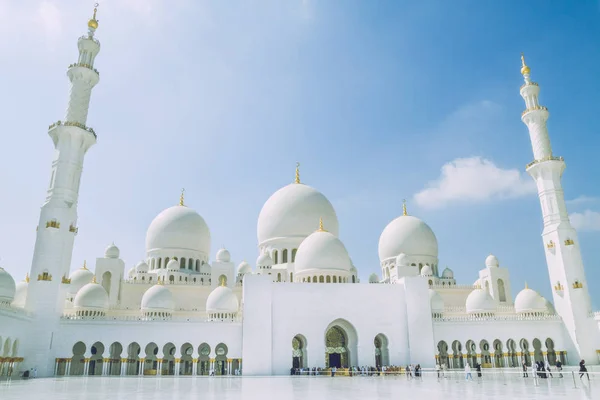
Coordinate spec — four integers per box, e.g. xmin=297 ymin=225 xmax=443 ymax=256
xmin=295 ymin=162 xmax=301 ymax=184
xmin=179 ymin=188 xmax=185 ymax=206
xmin=402 ymin=199 xmax=408 ymax=216
xmin=520 ymin=55 xmax=595 ymax=362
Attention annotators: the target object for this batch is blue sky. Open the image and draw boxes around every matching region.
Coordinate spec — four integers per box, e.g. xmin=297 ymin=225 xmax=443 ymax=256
xmin=1 ymin=0 xmax=599 ymax=307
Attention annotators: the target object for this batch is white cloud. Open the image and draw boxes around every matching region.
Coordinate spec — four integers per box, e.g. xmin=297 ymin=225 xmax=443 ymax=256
xmin=570 ymin=210 xmax=600 ymax=232
xmin=414 ymin=157 xmax=536 ymax=209
xmin=566 ymin=195 xmax=599 ymax=207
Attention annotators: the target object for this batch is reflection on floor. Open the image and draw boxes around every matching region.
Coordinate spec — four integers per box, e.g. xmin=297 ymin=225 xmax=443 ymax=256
xmin=0 ymin=373 xmax=596 ymax=400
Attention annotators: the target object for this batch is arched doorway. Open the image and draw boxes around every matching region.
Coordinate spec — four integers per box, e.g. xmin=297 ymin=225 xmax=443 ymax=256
xmin=215 ymin=343 xmax=228 ymax=375
xmin=532 ymin=338 xmax=543 ymax=363
xmin=493 ymin=340 xmax=504 ymax=368
xmin=162 ymin=343 xmax=176 ymax=375
xmin=545 ymin=338 xmax=557 ymax=365
xmin=89 ymin=342 xmax=104 ymax=375
xmin=197 ymin=343 xmax=210 ymax=375
xmin=480 ymin=340 xmax=491 ymax=367
xmin=519 ymin=339 xmax=530 ymax=366
xmin=108 ymin=342 xmax=122 ymax=375
xmin=506 ymin=339 xmax=518 ymax=367
xmin=324 ymin=319 xmax=358 ymax=368
xmin=451 ymin=341 xmax=464 ymax=369
xmin=180 ymin=343 xmax=194 ymax=375
xmin=375 ymin=334 xmax=390 ymax=367
xmin=292 ymin=335 xmax=307 ymax=369
xmin=70 ymin=341 xmax=86 ymax=376
xmin=465 ymin=340 xmax=477 ymax=367
xmin=144 ymin=342 xmax=159 ymax=375
xmin=102 ymin=271 xmax=112 ymax=296
xmin=437 ymin=341 xmax=449 ymax=367
xmin=126 ymin=342 xmax=141 ymax=375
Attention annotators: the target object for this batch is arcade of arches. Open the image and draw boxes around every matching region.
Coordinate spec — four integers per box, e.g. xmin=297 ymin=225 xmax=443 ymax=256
xmin=55 ymin=341 xmax=241 ymax=376
xmin=436 ymin=337 xmax=567 ymax=369
xmin=0 ymin=336 xmax=23 ymax=377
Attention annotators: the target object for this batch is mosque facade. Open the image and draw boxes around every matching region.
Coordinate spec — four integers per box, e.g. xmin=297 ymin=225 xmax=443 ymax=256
xmin=1 ymin=10 xmax=599 ymax=378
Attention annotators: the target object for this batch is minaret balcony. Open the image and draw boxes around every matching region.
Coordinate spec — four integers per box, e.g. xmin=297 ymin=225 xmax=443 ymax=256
xmin=521 ymin=105 xmax=548 ymax=117
xmin=48 ymin=120 xmax=97 ymax=139
xmin=68 ymin=62 xmax=99 ymax=76
xmin=520 ymin=81 xmax=539 ymax=90
xmin=525 ymin=155 xmax=564 ymax=169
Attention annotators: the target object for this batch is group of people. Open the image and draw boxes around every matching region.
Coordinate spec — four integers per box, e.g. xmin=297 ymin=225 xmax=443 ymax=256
xmin=289 ymin=365 xmax=423 ymax=377
xmin=522 ymin=360 xmax=560 ymax=378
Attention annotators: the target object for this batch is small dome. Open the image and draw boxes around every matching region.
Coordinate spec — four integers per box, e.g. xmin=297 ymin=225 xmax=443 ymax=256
xmin=237 ymin=261 xmax=252 ymax=275
xmin=74 ymin=282 xmax=109 ymax=310
xmin=395 ymin=253 xmax=410 ymax=267
xmin=216 ymin=248 xmax=231 ymax=263
xmin=294 ymin=230 xmax=352 ymax=274
xmin=206 ymin=285 xmax=239 ymax=314
xmin=11 ymin=281 xmax=28 ymax=308
xmin=429 ymin=289 xmax=444 ymax=313
xmin=128 ymin=266 xmax=136 ymax=278
xmin=514 ymin=287 xmax=547 ymax=314
xmin=465 ymin=288 xmax=495 ymax=314
xmin=421 ymin=264 xmax=433 ymax=277
xmin=68 ymin=267 xmax=94 ymax=294
xmin=441 ymin=267 xmax=454 ymax=279
xmin=256 ymin=253 xmax=273 ymax=267
xmin=544 ymin=299 xmax=556 ymax=314
xmin=0 ymin=268 xmax=17 ymax=304
xmin=485 ymin=254 xmax=499 ymax=268
xmin=136 ymin=261 xmax=149 ymax=273
xmin=166 ymin=259 xmax=180 ymax=271
xmin=378 ymin=215 xmax=438 ymax=262
xmin=146 ymin=205 xmax=211 ymax=255
xmin=368 ymin=273 xmax=379 ymax=283
xmin=105 ymin=242 xmax=120 ymax=259
xmin=141 ymin=285 xmax=175 ymax=312
xmin=257 ymin=183 xmax=339 ymax=245
xmin=473 ymin=278 xmax=481 ymax=286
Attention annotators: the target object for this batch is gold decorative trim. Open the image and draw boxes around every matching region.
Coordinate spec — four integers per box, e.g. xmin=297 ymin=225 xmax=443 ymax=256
xmin=61 ymin=275 xmax=71 ymax=284
xmin=46 ymin=220 xmax=60 ymax=229
xmin=565 ymin=239 xmax=574 ymax=246
xmin=521 ymin=105 xmax=548 ymax=117
xmin=121 ymin=358 xmax=128 ymax=363
xmin=546 ymin=240 xmax=555 ymax=249
xmin=38 ymin=272 xmax=52 ymax=281
xmin=209 ymin=358 xmax=215 ymax=362
xmin=69 ymin=224 xmax=78 ymax=233
xmin=175 ymin=358 xmax=181 ymax=363
xmin=193 ymin=358 xmax=198 ymax=363
xmin=573 ymin=281 xmax=583 ymax=289
xmin=554 ymin=282 xmax=564 ymax=291
xmin=526 ymin=156 xmax=563 ymax=169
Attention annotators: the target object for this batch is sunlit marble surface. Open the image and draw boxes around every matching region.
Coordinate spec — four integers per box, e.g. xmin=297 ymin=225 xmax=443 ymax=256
xmin=0 ymin=373 xmax=596 ymax=399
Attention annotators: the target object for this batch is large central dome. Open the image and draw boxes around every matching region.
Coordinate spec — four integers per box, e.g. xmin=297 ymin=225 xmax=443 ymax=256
xmin=146 ymin=205 xmax=211 ymax=255
xmin=257 ymin=183 xmax=339 ymax=245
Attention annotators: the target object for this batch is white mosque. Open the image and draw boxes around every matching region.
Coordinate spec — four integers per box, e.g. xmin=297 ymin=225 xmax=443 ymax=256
xmin=1 ymin=9 xmax=599 ymax=379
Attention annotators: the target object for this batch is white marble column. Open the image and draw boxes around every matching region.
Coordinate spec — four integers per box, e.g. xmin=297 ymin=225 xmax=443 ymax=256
xmin=192 ymin=358 xmax=198 ymax=375
xmin=83 ymin=358 xmax=90 ymax=375
xmin=175 ymin=359 xmax=180 ymax=376
xmin=157 ymin=359 xmax=163 ymax=376
xmin=139 ymin=358 xmax=145 ymax=376
xmin=121 ymin=359 xmax=127 ymax=376
xmin=66 ymin=359 xmax=72 ymax=376
xmin=54 ymin=359 xmax=60 ymax=375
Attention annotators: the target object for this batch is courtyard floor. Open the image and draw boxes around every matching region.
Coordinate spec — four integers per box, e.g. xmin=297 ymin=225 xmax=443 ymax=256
xmin=0 ymin=372 xmax=596 ymax=399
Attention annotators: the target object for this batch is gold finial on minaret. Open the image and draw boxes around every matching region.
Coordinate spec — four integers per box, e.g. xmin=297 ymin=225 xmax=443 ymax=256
xmin=179 ymin=188 xmax=185 ymax=206
xmin=92 ymin=275 xmax=97 ymax=284
xmin=25 ymin=273 xmax=30 ymax=283
xmin=81 ymin=260 xmax=88 ymax=270
xmin=402 ymin=199 xmax=408 ymax=216
xmin=525 ymin=281 xmax=529 ymax=289
xmin=295 ymin=162 xmax=301 ymax=184
xmin=520 ymin=53 xmax=530 ymax=76
xmin=317 ymin=217 xmax=327 ymax=232
xmin=88 ymin=3 xmax=99 ymax=30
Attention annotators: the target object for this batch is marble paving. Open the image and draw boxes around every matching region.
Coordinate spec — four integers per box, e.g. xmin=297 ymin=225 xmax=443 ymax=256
xmin=0 ymin=373 xmax=596 ymax=399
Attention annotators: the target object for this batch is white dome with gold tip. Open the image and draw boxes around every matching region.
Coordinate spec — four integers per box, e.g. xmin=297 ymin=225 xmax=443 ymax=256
xmin=515 ymin=287 xmax=547 ymax=314
xmin=206 ymin=285 xmax=239 ymax=314
xmin=0 ymin=267 xmax=16 ymax=304
xmin=74 ymin=282 xmax=109 ymax=310
xmin=141 ymin=284 xmax=175 ymax=313
xmin=378 ymin=205 xmax=438 ymax=262
xmin=465 ymin=288 xmax=495 ymax=314
xmin=294 ymin=221 xmax=352 ymax=274
xmin=257 ymin=168 xmax=339 ymax=245
xmin=146 ymin=204 xmax=211 ymax=255
xmin=68 ymin=264 xmax=94 ymax=295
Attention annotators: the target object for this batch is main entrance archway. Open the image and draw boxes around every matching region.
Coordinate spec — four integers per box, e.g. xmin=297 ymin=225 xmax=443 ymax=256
xmin=324 ymin=319 xmax=358 ymax=368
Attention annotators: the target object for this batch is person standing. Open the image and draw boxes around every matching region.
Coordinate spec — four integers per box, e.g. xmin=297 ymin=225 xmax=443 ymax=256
xmin=465 ymin=363 xmax=472 ymax=381
xmin=579 ymin=360 xmax=589 ymax=380
xmin=435 ymin=363 xmax=441 ymax=379
xmin=545 ymin=361 xmax=553 ymax=378
xmin=476 ymin=363 xmax=482 ymax=379
xmin=556 ymin=360 xmax=563 ymax=378
xmin=522 ymin=361 xmax=528 ymax=378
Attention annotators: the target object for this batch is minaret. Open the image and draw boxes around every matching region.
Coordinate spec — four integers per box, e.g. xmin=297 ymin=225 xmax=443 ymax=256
xmin=24 ymin=7 xmax=101 ymax=375
xmin=520 ymin=54 xmax=597 ymax=362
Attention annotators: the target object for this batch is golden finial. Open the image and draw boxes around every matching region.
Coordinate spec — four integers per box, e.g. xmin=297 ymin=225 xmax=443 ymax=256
xmin=402 ymin=199 xmax=408 ymax=216
xmin=525 ymin=281 xmax=529 ymax=289
xmin=88 ymin=3 xmax=99 ymax=30
xmin=179 ymin=188 xmax=185 ymax=206
xmin=295 ymin=162 xmax=301 ymax=184
xmin=158 ymin=277 xmax=164 ymax=285
xmin=81 ymin=260 xmax=88 ymax=270
xmin=25 ymin=273 xmax=30 ymax=283
xmin=220 ymin=276 xmax=226 ymax=287
xmin=317 ymin=217 xmax=327 ymax=232
xmin=92 ymin=275 xmax=97 ymax=284
xmin=520 ymin=53 xmax=530 ymax=76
